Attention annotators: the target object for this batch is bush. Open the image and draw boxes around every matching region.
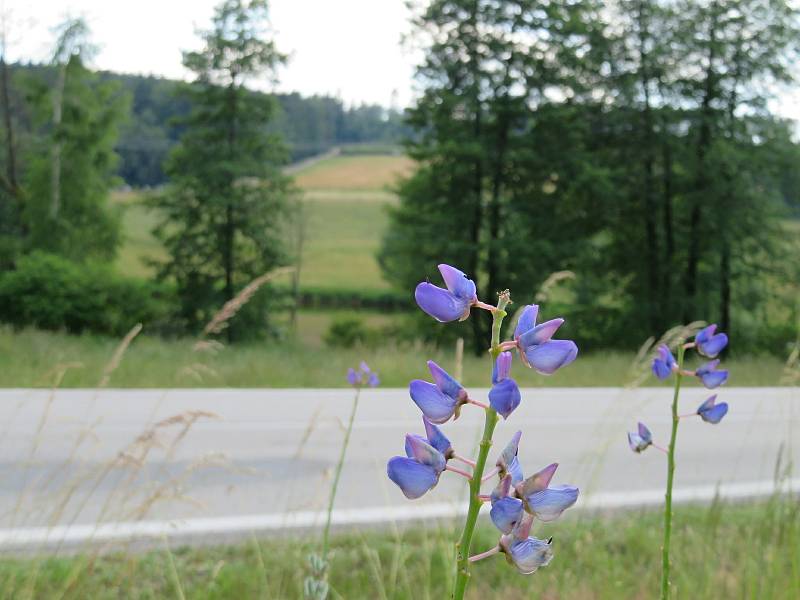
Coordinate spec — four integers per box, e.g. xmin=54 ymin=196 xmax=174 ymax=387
xmin=324 ymin=317 xmax=369 ymax=348
xmin=0 ymin=252 xmax=169 ymax=336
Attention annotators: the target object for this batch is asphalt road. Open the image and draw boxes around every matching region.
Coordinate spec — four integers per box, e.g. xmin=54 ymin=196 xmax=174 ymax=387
xmin=0 ymin=387 xmax=796 ymax=549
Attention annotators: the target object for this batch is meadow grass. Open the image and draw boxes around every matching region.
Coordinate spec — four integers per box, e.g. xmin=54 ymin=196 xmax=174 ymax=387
xmin=293 ymin=155 xmax=414 ymax=191
xmin=0 ymin=496 xmax=796 ymax=599
xmin=0 ymin=326 xmax=788 ymax=388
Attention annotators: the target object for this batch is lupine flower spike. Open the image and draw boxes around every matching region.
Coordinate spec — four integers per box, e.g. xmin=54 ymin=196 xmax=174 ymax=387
xmin=390 ymin=264 xmax=579 ymax=599
xmin=630 ymin=324 xmax=731 ymax=599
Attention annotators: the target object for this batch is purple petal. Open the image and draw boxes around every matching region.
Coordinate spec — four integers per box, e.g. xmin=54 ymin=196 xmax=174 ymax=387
xmin=695 ymin=324 xmax=716 ymax=346
xmin=490 ymin=496 xmax=524 ymax=534
xmin=658 ymin=345 xmax=677 ymax=368
xmin=367 ymin=373 xmax=380 ymax=387
xmin=497 ymin=431 xmax=522 ymax=472
xmin=514 ymin=305 xmax=539 ymax=339
xmin=346 ymin=368 xmax=360 ymax=386
xmin=404 ymin=434 xmax=446 ymax=472
xmin=427 ymin=360 xmax=465 ymax=400
xmin=699 ymin=401 xmax=728 ymax=424
xmin=523 ymin=340 xmax=578 ymax=374
xmin=525 ymin=485 xmax=579 ymax=521
xmin=409 ymin=380 xmax=458 ymax=424
xmin=699 ymin=369 xmax=728 ymax=389
xmin=491 ymin=474 xmax=513 ymax=501
xmin=492 ymin=351 xmax=513 ymax=384
xmin=628 ymin=432 xmax=651 ymax=453
xmin=696 ymin=394 xmax=717 ymax=414
xmin=652 ymin=358 xmax=672 ymax=380
xmin=517 ymin=318 xmax=565 ymax=349
xmin=414 ymin=282 xmax=470 ymax=323
xmin=489 ymin=378 xmax=521 ymax=419
xmin=507 ymin=537 xmax=553 ymax=574
xmin=423 ymin=417 xmax=452 ymax=457
xmin=637 ymin=422 xmax=652 ymax=442
xmin=387 ymin=457 xmax=439 ymax=499
xmin=438 ymin=264 xmax=476 ymax=300
xmin=698 ymin=332 xmax=728 ymax=358
xmin=359 ymin=361 xmax=371 ymax=374
xmin=518 ymin=463 xmax=558 ymax=496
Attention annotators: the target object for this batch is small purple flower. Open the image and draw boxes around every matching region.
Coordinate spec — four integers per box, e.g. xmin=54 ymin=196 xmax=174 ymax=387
xmin=499 ymin=514 xmax=553 ymax=574
xmin=496 ymin=431 xmax=524 ymax=485
xmin=628 ymin=422 xmax=652 ymax=453
xmin=489 ymin=352 xmax=521 ymax=419
xmin=409 ymin=360 xmax=468 ymax=424
xmin=414 ymin=264 xmax=477 ymax=323
xmin=347 ymin=362 xmax=380 ymax=388
xmin=695 ymin=325 xmax=728 ymax=358
xmin=652 ymin=345 xmax=677 ymax=380
xmin=695 ymin=360 xmax=729 ymax=389
xmin=513 ymin=304 xmax=578 ymax=375
xmin=388 ymin=433 xmax=447 ymax=499
xmin=490 ymin=474 xmax=524 ymax=534
xmin=515 ymin=463 xmax=579 ymax=522
xmin=696 ymin=394 xmax=729 ymax=424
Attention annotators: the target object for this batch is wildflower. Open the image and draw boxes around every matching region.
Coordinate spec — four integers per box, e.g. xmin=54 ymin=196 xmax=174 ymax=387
xmin=695 ymin=325 xmax=728 ymax=358
xmin=695 ymin=359 xmax=729 ymax=389
xmin=347 ymin=361 xmax=380 ymax=387
xmin=628 ymin=422 xmax=652 ymax=453
xmin=414 ymin=264 xmax=478 ymax=322
xmin=490 ymin=475 xmax=524 ymax=534
xmin=489 ymin=352 xmax=521 ymax=419
xmin=512 ymin=304 xmax=578 ymax=374
xmin=696 ymin=394 xmax=729 ymax=424
xmin=499 ymin=514 xmax=554 ymax=574
xmin=652 ymin=345 xmax=677 ymax=380
xmin=388 ymin=417 xmax=457 ymax=499
xmin=515 ymin=463 xmax=579 ymax=522
xmin=496 ymin=430 xmax=524 ymax=485
xmin=409 ymin=360 xmax=468 ymax=424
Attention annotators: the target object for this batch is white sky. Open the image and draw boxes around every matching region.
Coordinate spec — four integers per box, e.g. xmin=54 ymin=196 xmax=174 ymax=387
xmin=1 ymin=0 xmax=798 ymax=120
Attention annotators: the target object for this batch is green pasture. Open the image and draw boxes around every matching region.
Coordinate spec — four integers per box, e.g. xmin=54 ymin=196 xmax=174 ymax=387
xmin=0 ymin=496 xmax=796 ymax=599
xmin=0 ymin=326 xmax=789 ymax=388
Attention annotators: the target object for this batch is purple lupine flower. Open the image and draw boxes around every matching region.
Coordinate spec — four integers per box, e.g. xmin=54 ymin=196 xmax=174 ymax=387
xmin=388 ymin=418 xmax=455 ymax=499
xmin=513 ymin=304 xmax=578 ymax=375
xmin=388 ymin=434 xmax=447 ymax=499
xmin=696 ymin=394 xmax=729 ymax=424
xmin=489 ymin=351 xmax=521 ymax=419
xmin=652 ymin=344 xmax=677 ymax=380
xmin=499 ymin=514 xmax=553 ymax=574
xmin=628 ymin=422 xmax=652 ymax=453
xmin=695 ymin=360 xmax=729 ymax=389
xmin=414 ymin=264 xmax=477 ymax=323
xmin=695 ymin=325 xmax=728 ymax=358
xmin=409 ymin=360 xmax=468 ymax=424
xmin=496 ymin=431 xmax=524 ymax=485
xmin=347 ymin=362 xmax=380 ymax=387
xmin=515 ymin=463 xmax=579 ymax=522
xmin=490 ymin=474 xmax=524 ymax=534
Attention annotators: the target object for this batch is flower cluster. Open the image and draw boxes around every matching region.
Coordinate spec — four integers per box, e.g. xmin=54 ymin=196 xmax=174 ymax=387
xmin=630 ymin=324 xmax=731 ymax=454
xmin=347 ymin=361 xmax=380 ymax=388
xmin=388 ymin=264 xmax=579 ymax=588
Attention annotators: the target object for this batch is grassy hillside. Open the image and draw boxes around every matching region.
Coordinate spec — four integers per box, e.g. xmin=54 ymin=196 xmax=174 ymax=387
xmin=112 ymin=154 xmax=412 ymax=290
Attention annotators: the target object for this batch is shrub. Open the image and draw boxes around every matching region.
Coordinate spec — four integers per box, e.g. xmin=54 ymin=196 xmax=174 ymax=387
xmin=0 ymin=252 xmax=169 ymax=336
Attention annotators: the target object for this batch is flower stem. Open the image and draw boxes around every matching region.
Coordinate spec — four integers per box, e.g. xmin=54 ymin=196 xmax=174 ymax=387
xmin=322 ymin=387 xmax=361 ymax=559
xmin=452 ymin=291 xmax=510 ymax=600
xmin=662 ymin=344 xmax=685 ymax=600
xmin=469 ymin=546 xmax=500 ymax=562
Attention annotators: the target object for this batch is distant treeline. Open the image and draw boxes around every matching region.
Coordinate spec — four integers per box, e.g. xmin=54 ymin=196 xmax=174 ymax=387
xmin=8 ymin=63 xmax=408 ymax=187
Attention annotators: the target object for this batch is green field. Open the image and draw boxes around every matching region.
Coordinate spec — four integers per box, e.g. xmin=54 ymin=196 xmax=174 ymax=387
xmin=0 ymin=497 xmax=796 ymax=599
xmin=112 ymin=154 xmax=410 ymax=290
xmin=0 ymin=326 xmax=789 ymax=388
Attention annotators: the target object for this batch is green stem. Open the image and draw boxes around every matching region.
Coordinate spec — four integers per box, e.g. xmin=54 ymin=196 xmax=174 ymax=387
xmin=661 ymin=344 xmax=685 ymax=600
xmin=452 ymin=292 xmax=509 ymax=600
xmin=322 ymin=387 xmax=361 ymax=559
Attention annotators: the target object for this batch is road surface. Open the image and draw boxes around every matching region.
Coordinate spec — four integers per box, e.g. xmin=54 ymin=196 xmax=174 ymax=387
xmin=0 ymin=387 xmax=796 ymax=550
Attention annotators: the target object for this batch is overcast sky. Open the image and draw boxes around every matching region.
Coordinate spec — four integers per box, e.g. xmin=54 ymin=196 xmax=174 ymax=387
xmin=2 ymin=0 xmax=798 ymax=120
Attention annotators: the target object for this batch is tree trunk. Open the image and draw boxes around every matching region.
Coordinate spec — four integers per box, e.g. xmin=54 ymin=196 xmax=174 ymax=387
xmin=224 ymin=81 xmax=238 ymax=342
xmin=49 ymin=64 xmax=66 ymax=219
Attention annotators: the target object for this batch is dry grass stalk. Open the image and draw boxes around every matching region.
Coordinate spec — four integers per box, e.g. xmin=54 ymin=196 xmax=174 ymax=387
xmin=98 ymin=323 xmax=143 ymax=388
xmin=626 ymin=321 xmax=706 ymax=388
xmin=534 ymin=270 xmax=576 ymax=302
xmin=201 ymin=266 xmax=294 ymax=337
